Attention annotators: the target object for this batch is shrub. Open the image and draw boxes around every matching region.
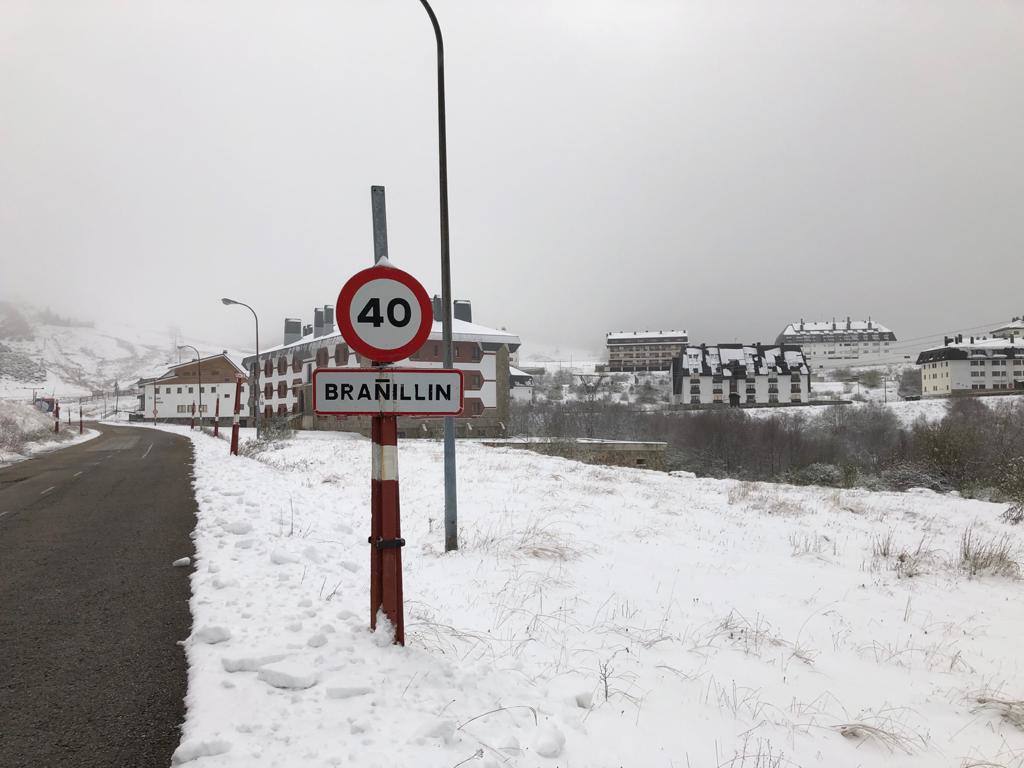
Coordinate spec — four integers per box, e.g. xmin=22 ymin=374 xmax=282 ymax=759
xmin=790 ymin=463 xmax=843 ymax=487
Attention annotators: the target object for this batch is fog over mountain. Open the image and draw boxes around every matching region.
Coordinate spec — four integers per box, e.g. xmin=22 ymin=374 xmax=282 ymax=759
xmin=2 ymin=1 xmax=1022 ymax=354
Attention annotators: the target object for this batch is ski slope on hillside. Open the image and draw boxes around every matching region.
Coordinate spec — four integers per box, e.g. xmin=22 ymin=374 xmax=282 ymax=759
xmin=0 ymin=304 xmax=248 ymax=400
xmin=139 ymin=426 xmax=1024 ymax=768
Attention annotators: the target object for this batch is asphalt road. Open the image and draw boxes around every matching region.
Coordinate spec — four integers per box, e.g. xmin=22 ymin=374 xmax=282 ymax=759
xmin=0 ymin=424 xmax=196 ymax=768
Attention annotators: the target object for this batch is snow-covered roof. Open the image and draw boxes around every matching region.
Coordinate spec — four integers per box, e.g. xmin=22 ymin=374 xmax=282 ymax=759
xmin=779 ymin=319 xmax=892 ymax=336
xmin=255 ymin=319 xmax=520 ymax=358
xmin=991 ymin=317 xmax=1024 ymax=337
xmin=917 ymin=336 xmax=1024 ymax=364
xmin=157 ymin=353 xmax=246 ymax=380
xmin=675 ymin=344 xmax=809 ymax=377
xmin=606 ymin=330 xmax=688 ymax=342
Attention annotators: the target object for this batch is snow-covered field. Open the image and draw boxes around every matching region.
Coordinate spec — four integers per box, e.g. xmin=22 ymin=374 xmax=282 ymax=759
xmin=154 ymin=425 xmax=1024 ymax=768
xmin=0 ymin=399 xmax=98 ymax=465
xmin=747 ymin=394 xmax=1024 ymax=427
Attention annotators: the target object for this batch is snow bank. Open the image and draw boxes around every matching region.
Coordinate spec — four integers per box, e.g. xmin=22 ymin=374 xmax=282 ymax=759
xmin=0 ymin=399 xmax=98 ymax=465
xmin=156 ymin=425 xmax=1024 ymax=767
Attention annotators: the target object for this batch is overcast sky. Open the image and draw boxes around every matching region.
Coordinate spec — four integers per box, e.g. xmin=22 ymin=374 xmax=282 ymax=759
xmin=2 ymin=1 xmax=1022 ymax=357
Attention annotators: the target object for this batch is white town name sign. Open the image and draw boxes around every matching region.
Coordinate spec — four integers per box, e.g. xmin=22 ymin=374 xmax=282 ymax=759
xmin=313 ymin=368 xmax=464 ymax=416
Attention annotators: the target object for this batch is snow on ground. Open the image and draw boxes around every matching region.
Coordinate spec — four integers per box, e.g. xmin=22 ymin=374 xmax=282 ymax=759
xmin=153 ymin=425 xmax=1024 ymax=768
xmin=747 ymin=394 xmax=1024 ymax=427
xmin=0 ymin=399 xmax=98 ymax=465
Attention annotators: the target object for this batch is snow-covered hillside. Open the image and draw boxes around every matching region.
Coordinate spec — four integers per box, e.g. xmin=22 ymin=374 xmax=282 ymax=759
xmin=137 ymin=425 xmax=1024 ymax=768
xmin=0 ymin=302 xmax=248 ymax=400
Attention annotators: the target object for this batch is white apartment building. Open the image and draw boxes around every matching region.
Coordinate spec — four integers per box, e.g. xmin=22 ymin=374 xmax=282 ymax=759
xmin=776 ymin=318 xmax=899 ymax=370
xmin=137 ymin=353 xmax=251 ymax=424
xmin=607 ymin=330 xmax=689 ymax=372
xmin=672 ymin=344 xmax=812 ymax=406
xmin=917 ymin=336 xmax=1024 ymax=397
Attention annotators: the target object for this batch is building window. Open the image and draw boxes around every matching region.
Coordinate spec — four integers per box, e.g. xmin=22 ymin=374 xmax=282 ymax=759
xmin=334 ymin=344 xmax=346 ymax=366
xmin=264 ymin=359 xmax=273 ymax=376
xmin=292 ymin=356 xmax=302 ymax=373
xmin=210 ymin=386 xmax=217 ymax=393
xmin=277 ymin=356 xmax=287 ymax=375
xmin=177 ymin=387 xmax=182 ymax=394
xmin=316 ymin=347 xmax=329 ymax=367
xmin=165 ymin=387 xmax=171 ymax=394
xmin=277 ymin=381 xmax=287 ymax=398
xmin=188 ymin=387 xmax=194 ymax=394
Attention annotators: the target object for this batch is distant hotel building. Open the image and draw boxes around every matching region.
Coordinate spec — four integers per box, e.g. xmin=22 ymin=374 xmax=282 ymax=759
xmin=991 ymin=316 xmax=1024 ymax=339
xmin=917 ymin=334 xmax=1024 ymax=397
xmin=671 ymin=344 xmax=811 ymax=407
xmin=775 ymin=318 xmax=898 ymax=370
xmin=242 ymin=300 xmax=520 ymax=438
xmin=607 ymin=330 xmax=688 ymax=372
xmin=137 ymin=353 xmax=252 ymax=424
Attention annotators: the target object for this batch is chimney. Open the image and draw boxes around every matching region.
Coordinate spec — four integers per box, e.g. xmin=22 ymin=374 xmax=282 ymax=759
xmin=970 ymin=336 xmax=975 ymax=344
xmin=956 ymin=334 xmax=963 ymax=343
xmin=799 ymin=318 xmax=804 ymax=331
xmin=323 ymin=305 xmax=335 ymax=335
xmin=453 ymin=299 xmax=472 ymax=323
xmin=302 ymin=323 xmax=313 ymax=337
xmin=431 ymin=295 xmax=443 ymax=321
xmin=944 ymin=336 xmax=953 ymax=347
xmin=867 ymin=316 xmax=873 ymax=330
xmin=846 ymin=316 xmax=851 ymax=329
xmin=314 ymin=307 xmax=325 ymax=337
xmin=832 ymin=318 xmax=837 ymax=330
xmin=283 ymin=318 xmax=302 ymax=346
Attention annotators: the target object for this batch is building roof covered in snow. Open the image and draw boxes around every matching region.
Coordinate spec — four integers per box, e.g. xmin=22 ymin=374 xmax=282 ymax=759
xmin=917 ymin=335 xmax=1024 ymax=364
xmin=248 ymin=319 xmax=520 ymax=362
xmin=777 ymin=318 xmax=895 ymax=341
xmin=606 ymin=330 xmax=688 ymax=344
xmin=674 ymin=344 xmax=809 ymax=378
xmin=991 ymin=316 xmax=1024 ymax=338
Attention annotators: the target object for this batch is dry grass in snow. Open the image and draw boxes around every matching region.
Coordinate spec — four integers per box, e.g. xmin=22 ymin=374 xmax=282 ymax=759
xmin=144 ymin=425 xmax=1024 ymax=768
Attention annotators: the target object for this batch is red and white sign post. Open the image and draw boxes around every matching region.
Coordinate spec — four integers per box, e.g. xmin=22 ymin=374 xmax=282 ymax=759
xmin=79 ymin=399 xmax=83 ymax=435
xmin=54 ymin=400 xmax=60 ymax=434
xmin=213 ymin=396 xmax=221 ymax=438
xmin=190 ymin=402 xmax=196 ymax=430
xmin=316 ymin=261 xmax=462 ymax=646
xmin=230 ymin=376 xmax=243 ymax=455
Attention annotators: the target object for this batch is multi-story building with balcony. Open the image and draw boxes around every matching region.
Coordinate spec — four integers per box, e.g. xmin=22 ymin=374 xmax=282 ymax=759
xmin=776 ymin=318 xmax=898 ymax=370
xmin=242 ymin=300 xmax=520 ymax=437
xmin=917 ymin=335 xmax=1024 ymax=397
xmin=671 ymin=343 xmax=812 ymax=407
xmin=606 ymin=330 xmax=688 ymax=372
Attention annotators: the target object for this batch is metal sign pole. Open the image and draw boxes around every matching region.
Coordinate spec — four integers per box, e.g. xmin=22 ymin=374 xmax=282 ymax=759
xmin=370 ymin=405 xmax=405 ymax=644
xmin=213 ymin=396 xmax=220 ymax=437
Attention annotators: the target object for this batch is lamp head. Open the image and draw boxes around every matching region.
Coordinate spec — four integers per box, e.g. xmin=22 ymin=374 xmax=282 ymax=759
xmin=221 ymin=298 xmax=235 ymax=306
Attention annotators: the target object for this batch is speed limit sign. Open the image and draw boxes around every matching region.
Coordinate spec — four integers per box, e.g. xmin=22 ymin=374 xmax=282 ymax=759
xmin=336 ymin=263 xmax=433 ymax=362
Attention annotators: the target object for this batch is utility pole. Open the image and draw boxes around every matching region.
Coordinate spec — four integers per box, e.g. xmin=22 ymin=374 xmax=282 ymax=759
xmin=418 ymin=0 xmax=459 ymax=552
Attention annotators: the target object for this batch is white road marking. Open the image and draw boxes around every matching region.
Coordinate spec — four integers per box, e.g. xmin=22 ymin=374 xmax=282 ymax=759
xmin=142 ymin=444 xmax=153 ymax=459
xmin=0 ymin=510 xmax=12 ymax=519
xmin=73 ymin=471 xmax=84 ymax=478
xmin=40 ymin=486 xmax=56 ymax=496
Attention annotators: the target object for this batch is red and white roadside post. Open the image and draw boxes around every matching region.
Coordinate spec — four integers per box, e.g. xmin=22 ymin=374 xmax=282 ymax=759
xmin=190 ymin=402 xmax=196 ymax=430
xmin=79 ymin=399 xmax=83 ymax=435
xmin=315 ymin=262 xmax=463 ymax=646
xmin=213 ymin=396 xmax=220 ymax=437
xmin=54 ymin=399 xmax=60 ymax=434
xmin=229 ymin=375 xmax=242 ymax=455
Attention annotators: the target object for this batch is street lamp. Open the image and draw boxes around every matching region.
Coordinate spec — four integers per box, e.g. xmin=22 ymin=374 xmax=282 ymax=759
xmin=222 ymin=297 xmax=260 ymax=439
xmin=178 ymin=344 xmax=201 ymax=430
xmin=418 ymin=0 xmax=459 ymax=552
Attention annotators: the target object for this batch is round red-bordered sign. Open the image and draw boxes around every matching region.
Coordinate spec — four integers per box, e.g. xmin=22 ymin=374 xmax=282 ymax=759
xmin=336 ymin=264 xmax=433 ymax=363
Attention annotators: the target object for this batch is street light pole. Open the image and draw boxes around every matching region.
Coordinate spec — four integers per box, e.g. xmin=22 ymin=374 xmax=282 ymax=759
xmin=222 ymin=298 xmax=260 ymax=439
xmin=418 ymin=0 xmax=458 ymax=552
xmin=178 ymin=344 xmax=201 ymax=429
